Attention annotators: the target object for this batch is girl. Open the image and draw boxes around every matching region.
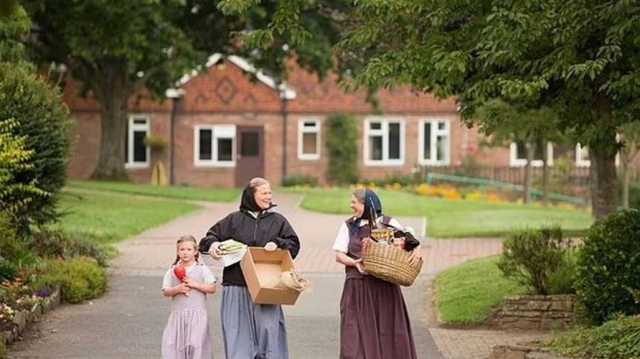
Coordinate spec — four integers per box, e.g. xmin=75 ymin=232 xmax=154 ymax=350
xmin=161 ymin=235 xmax=217 ymax=359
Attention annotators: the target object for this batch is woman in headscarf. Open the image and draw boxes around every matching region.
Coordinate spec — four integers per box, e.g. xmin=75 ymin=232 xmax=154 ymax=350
xmin=199 ymin=177 xmax=300 ymax=359
xmin=333 ymin=188 xmax=421 ymax=359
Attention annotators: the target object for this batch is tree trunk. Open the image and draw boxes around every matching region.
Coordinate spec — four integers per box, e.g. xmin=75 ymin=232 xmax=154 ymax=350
xmin=524 ymin=141 xmax=533 ymax=204
xmin=91 ymin=63 xmax=130 ymax=180
xmin=590 ymin=141 xmax=618 ymax=220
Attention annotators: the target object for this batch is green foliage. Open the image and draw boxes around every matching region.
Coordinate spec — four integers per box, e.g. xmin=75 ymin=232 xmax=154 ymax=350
xmin=550 ymin=315 xmax=640 ymax=359
xmin=631 ymin=183 xmax=640 ymax=209
xmin=360 ymin=175 xmax=419 ymax=187
xmin=576 ymin=209 xmax=640 ymax=324
xmin=0 ymin=336 xmax=5 ymax=359
xmin=32 ymin=257 xmax=107 ymax=304
xmin=498 ymin=227 xmax=572 ymax=295
xmin=548 ymin=250 xmax=578 ymax=295
xmin=0 ymin=4 xmax=30 ymax=63
xmin=27 ymin=228 xmax=109 ymax=267
xmin=282 ymin=175 xmax=318 ymax=187
xmin=23 ymin=0 xmax=341 ymax=178
xmin=0 ymin=214 xmax=38 ymax=281
xmin=326 ymin=114 xmax=358 ymax=184
xmin=0 ymin=63 xmax=72 ymax=234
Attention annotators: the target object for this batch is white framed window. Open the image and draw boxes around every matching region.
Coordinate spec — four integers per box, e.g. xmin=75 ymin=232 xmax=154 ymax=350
xmin=576 ymin=142 xmax=621 ymax=167
xmin=125 ymin=115 xmax=150 ymax=168
xmin=575 ymin=143 xmax=591 ymax=167
xmin=509 ymin=141 xmax=554 ymax=167
xmin=364 ymin=117 xmax=405 ymax=166
xmin=419 ymin=119 xmax=450 ymax=166
xmin=194 ymin=125 xmax=236 ymax=167
xmin=298 ymin=119 xmax=320 ymax=160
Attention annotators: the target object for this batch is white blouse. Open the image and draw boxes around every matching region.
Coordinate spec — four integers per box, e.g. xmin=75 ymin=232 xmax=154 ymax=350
xmin=332 ymin=217 xmax=403 ymax=253
xmin=162 ymin=263 xmax=216 ymax=289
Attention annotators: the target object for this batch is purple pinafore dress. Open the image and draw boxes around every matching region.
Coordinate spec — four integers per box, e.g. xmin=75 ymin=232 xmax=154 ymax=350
xmin=340 ymin=216 xmax=418 ymax=359
xmin=161 ymin=263 xmax=214 ymax=359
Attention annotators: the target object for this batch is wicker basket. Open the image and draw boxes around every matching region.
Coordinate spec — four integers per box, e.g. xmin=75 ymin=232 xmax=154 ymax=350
xmin=362 ymin=240 xmax=422 ymax=286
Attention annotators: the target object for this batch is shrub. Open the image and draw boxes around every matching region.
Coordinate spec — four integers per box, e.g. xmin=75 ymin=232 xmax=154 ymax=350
xmin=27 ymin=228 xmax=109 ymax=266
xmin=630 ymin=182 xmax=640 ymax=209
xmin=550 ymin=315 xmax=640 ymax=359
xmin=326 ymin=114 xmax=358 ymax=184
xmin=548 ymin=250 xmax=578 ymax=295
xmin=282 ymin=175 xmax=318 ymax=187
xmin=0 ymin=214 xmax=37 ymax=280
xmin=0 ymin=337 xmax=5 ymax=359
xmin=498 ymin=226 xmax=571 ymax=295
xmin=0 ymin=62 xmax=72 ymax=235
xmin=32 ymin=257 xmax=107 ymax=304
xmin=576 ymin=209 xmax=640 ymax=324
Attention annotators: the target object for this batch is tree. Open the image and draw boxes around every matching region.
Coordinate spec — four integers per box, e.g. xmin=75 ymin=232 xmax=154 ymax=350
xmin=22 ymin=0 xmax=342 ymax=180
xmin=224 ymin=0 xmax=640 ymax=219
xmin=477 ymin=100 xmax=563 ymax=204
xmin=0 ymin=4 xmax=72 ymax=235
xmin=619 ymin=122 xmax=640 ymax=208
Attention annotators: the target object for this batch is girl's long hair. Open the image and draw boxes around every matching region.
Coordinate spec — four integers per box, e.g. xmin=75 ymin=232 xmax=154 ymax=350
xmin=173 ymin=235 xmax=200 ymax=265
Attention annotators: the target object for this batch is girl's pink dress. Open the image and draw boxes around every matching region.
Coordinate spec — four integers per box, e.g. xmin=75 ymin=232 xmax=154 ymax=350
xmin=161 ymin=264 xmax=214 ymax=359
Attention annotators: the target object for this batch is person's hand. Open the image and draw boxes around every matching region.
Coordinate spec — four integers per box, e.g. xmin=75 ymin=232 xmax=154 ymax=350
xmin=209 ymin=242 xmax=223 ymax=259
xmin=183 ymin=277 xmax=200 ymax=290
xmin=361 ymin=237 xmax=373 ymax=252
xmin=408 ymin=246 xmax=423 ymax=266
xmin=353 ymin=258 xmax=367 ymax=275
xmin=176 ymin=282 xmax=191 ymax=296
xmin=264 ymin=242 xmax=277 ymax=251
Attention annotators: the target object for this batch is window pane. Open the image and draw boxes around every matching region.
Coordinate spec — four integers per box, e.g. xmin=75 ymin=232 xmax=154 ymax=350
xmin=302 ymin=133 xmax=317 ymax=155
xmin=370 ymin=122 xmax=382 ymax=130
xmin=437 ymin=121 xmax=446 ymax=130
xmin=303 ymin=121 xmax=317 ymax=129
xmin=533 ymin=142 xmax=544 ymax=161
xmin=516 ymin=141 xmax=526 ymax=160
xmin=388 ymin=123 xmax=400 ymax=160
xmin=423 ymin=122 xmax=432 ymax=160
xmin=133 ymin=131 xmax=147 ymax=162
xmin=133 ymin=119 xmax=147 ymax=125
xmin=217 ymin=138 xmax=233 ymax=162
xmin=199 ymin=129 xmax=212 ymax=160
xmin=241 ymin=132 xmax=259 ymax=157
xmin=369 ymin=136 xmax=383 ymax=160
xmin=436 ymin=135 xmax=448 ymax=162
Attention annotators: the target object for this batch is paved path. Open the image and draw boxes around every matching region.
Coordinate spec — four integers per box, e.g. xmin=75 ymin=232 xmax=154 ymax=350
xmin=10 ymin=192 xmax=509 ymax=359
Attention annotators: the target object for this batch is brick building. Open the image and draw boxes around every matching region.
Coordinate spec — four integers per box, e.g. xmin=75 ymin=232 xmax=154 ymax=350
xmin=64 ymin=54 xmax=617 ymax=188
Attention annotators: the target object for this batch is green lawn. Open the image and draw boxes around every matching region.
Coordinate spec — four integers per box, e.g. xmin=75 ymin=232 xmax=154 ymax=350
xmin=67 ymin=180 xmax=240 ymax=202
xmin=290 ymin=188 xmax=593 ymax=238
xmin=56 ymin=188 xmax=199 ymax=245
xmin=435 ymin=256 xmax=527 ymax=325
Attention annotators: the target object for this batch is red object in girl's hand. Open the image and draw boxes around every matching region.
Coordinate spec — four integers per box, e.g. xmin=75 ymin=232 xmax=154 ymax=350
xmin=174 ymin=265 xmax=186 ymax=282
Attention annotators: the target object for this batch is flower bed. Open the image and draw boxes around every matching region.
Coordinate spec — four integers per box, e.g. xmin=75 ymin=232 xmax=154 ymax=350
xmin=1 ymin=287 xmax=61 ymax=346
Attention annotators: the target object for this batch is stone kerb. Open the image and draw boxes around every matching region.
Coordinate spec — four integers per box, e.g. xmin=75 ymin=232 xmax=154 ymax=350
xmin=489 ymin=295 xmax=576 ymax=330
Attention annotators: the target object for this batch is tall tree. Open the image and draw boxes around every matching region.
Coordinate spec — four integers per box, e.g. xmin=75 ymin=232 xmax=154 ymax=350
xmin=22 ymin=0 xmax=341 ymax=179
xmin=619 ymin=122 xmax=640 ymax=208
xmin=222 ymin=0 xmax=640 ymax=218
xmin=477 ymin=100 xmax=563 ymax=204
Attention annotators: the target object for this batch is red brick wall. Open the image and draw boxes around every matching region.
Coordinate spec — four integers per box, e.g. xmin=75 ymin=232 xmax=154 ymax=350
xmin=62 ymin=56 xmax=536 ymax=187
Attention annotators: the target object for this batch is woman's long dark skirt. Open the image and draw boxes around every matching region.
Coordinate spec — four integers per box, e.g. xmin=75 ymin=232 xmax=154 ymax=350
xmin=340 ymin=275 xmax=418 ymax=359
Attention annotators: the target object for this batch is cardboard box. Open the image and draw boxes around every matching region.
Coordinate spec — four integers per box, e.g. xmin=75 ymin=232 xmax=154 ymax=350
xmin=240 ymin=247 xmax=301 ymax=305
